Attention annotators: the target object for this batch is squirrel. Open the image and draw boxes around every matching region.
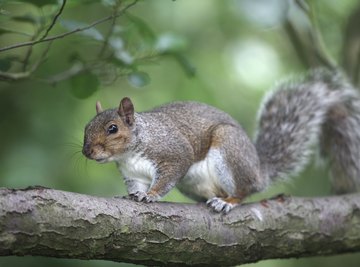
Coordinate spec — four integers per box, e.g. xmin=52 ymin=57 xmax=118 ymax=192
xmin=82 ymin=69 xmax=360 ymax=213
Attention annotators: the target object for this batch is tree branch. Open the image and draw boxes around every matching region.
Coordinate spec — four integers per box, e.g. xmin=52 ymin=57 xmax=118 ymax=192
xmin=1 ymin=188 xmax=360 ymax=266
xmin=98 ymin=2 xmax=120 ymax=57
xmin=285 ymin=0 xmax=337 ymax=70
xmin=283 ymin=18 xmax=311 ymax=68
xmin=39 ymin=0 xmax=67 ymax=41
xmin=0 ymin=0 xmax=138 ymax=53
xmin=0 ymin=42 xmax=52 ymax=81
xmin=305 ymin=0 xmax=337 ymax=69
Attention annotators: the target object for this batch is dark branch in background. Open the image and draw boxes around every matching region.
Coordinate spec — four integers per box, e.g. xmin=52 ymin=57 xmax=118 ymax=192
xmin=283 ymin=19 xmax=310 ymax=67
xmin=0 ymin=42 xmax=52 ymax=81
xmin=0 ymin=0 xmax=138 ymax=53
xmin=98 ymin=2 xmax=120 ymax=57
xmin=22 ymin=35 xmax=37 ymax=72
xmin=0 ymin=188 xmax=360 ymax=267
xmin=355 ymin=52 xmax=360 ymax=86
xmin=39 ymin=0 xmax=67 ymax=41
xmin=342 ymin=3 xmax=360 ymax=87
xmin=305 ymin=0 xmax=336 ymax=70
xmin=295 ymin=0 xmax=309 ymax=13
xmin=284 ymin=0 xmax=337 ymax=70
xmin=41 ymin=62 xmax=85 ymax=85
xmin=22 ymin=0 xmax=66 ymax=72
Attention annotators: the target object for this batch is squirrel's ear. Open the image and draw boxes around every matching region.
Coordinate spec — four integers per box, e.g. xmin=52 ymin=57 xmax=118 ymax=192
xmin=96 ymin=101 xmax=103 ymax=114
xmin=118 ymin=97 xmax=134 ymax=126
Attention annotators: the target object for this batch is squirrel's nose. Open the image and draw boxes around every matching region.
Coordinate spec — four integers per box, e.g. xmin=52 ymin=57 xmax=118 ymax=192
xmin=82 ymin=143 xmax=93 ymax=158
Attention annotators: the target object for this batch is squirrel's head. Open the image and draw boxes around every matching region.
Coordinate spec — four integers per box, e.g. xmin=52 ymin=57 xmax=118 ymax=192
xmin=82 ymin=97 xmax=135 ymax=163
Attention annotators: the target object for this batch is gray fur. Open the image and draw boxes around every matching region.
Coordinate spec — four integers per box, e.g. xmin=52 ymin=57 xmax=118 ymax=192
xmin=132 ymin=103 xmax=260 ymax=200
xmin=255 ymin=68 xmax=360 ymax=190
xmin=83 ymin=68 xmax=360 ymax=213
xmin=318 ymin=73 xmax=360 ymax=193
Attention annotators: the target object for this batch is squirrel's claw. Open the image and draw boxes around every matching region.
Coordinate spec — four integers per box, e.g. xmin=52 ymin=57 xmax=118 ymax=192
xmin=206 ymin=197 xmax=236 ymax=214
xmin=128 ymin=191 xmax=147 ymax=202
xmin=128 ymin=191 xmax=160 ymax=203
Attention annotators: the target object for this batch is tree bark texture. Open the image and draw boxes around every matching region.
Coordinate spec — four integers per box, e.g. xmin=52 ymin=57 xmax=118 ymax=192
xmin=0 ymin=187 xmax=360 ymax=266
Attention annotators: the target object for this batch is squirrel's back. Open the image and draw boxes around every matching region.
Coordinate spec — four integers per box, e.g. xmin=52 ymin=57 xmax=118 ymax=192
xmin=148 ymin=101 xmax=239 ymax=126
xmin=141 ymin=101 xmax=249 ymax=160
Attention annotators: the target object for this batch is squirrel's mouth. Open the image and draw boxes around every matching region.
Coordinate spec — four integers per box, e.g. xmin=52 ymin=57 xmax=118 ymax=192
xmin=95 ymin=158 xmax=108 ymax=163
xmin=82 ymin=151 xmax=108 ymax=163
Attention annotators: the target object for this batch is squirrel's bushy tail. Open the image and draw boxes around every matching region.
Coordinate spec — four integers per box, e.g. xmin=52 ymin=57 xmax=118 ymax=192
xmin=255 ymin=69 xmax=360 ymax=192
xmin=319 ymin=79 xmax=360 ymax=193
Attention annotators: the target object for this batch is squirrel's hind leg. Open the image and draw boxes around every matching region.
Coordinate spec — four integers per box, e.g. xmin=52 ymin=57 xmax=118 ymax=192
xmin=205 ymin=124 xmax=261 ymax=213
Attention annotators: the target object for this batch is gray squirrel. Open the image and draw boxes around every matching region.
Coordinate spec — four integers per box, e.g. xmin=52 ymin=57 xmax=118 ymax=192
xmin=82 ymin=69 xmax=360 ymax=213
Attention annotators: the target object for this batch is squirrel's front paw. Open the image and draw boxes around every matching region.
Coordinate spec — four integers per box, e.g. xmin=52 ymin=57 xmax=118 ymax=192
xmin=128 ymin=191 xmax=160 ymax=203
xmin=206 ymin=197 xmax=237 ymax=214
xmin=128 ymin=191 xmax=148 ymax=202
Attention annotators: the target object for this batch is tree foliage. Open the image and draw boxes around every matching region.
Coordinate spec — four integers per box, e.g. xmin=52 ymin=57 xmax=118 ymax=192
xmin=0 ymin=0 xmax=193 ymax=97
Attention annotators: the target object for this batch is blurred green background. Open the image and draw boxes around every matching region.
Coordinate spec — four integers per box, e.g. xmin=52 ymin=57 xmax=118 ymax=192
xmin=1 ymin=0 xmax=360 ymax=266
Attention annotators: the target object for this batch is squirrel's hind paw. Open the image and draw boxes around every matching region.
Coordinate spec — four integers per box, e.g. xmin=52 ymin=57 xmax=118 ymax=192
xmin=206 ymin=197 xmax=239 ymax=214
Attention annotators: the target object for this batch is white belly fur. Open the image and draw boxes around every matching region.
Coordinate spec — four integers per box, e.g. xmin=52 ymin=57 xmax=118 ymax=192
xmin=115 ymin=149 xmax=234 ymax=200
xmin=116 ymin=152 xmax=156 ymax=186
xmin=177 ymin=148 xmax=234 ymax=200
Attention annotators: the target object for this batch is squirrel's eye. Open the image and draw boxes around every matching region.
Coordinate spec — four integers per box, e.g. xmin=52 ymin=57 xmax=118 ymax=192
xmin=107 ymin=124 xmax=118 ymax=134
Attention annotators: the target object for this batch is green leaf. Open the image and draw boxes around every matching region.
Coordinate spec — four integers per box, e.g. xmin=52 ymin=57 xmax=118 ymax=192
xmin=67 ymin=0 xmax=99 ymax=6
xmin=107 ymin=37 xmax=135 ymax=66
xmin=101 ymin=0 xmax=117 ymax=7
xmin=60 ymin=19 xmax=104 ymax=41
xmin=0 ymin=27 xmax=32 ymax=36
xmin=70 ymin=71 xmax=99 ymax=99
xmin=115 ymin=50 xmax=134 ymax=66
xmin=126 ymin=13 xmax=156 ymax=44
xmin=111 ymin=57 xmax=131 ymax=69
xmin=155 ymin=33 xmax=187 ymax=53
xmin=0 ymin=28 xmax=15 ymax=35
xmin=108 ymin=37 xmax=125 ymax=52
xmin=101 ymin=0 xmax=137 ymax=7
xmin=173 ymin=53 xmax=196 ymax=77
xmin=18 ymin=0 xmax=58 ymax=7
xmin=12 ymin=14 xmax=39 ymax=24
xmin=0 ymin=8 xmax=11 ymax=16
xmin=0 ymin=59 xmax=12 ymax=71
xmin=127 ymin=71 xmax=150 ymax=88
xmin=68 ymin=52 xmax=82 ymax=63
